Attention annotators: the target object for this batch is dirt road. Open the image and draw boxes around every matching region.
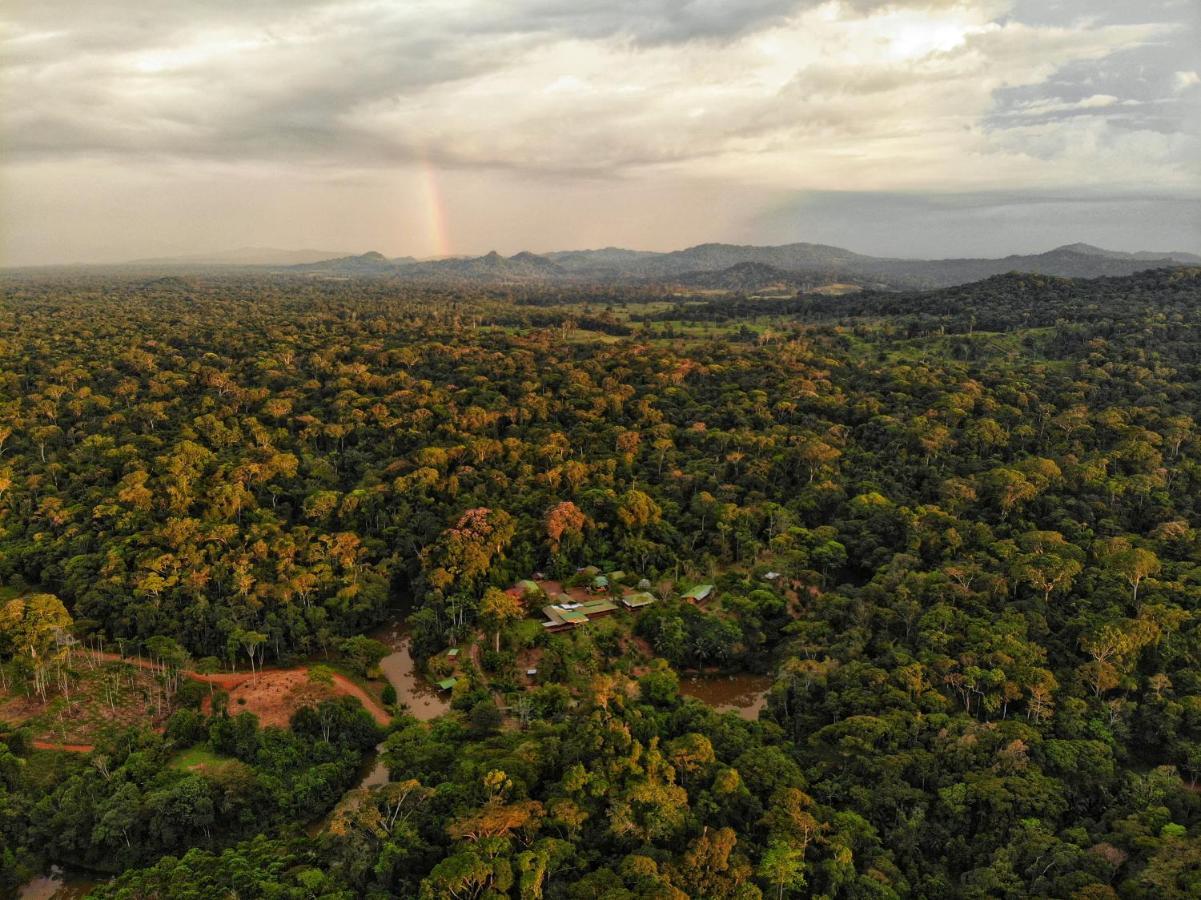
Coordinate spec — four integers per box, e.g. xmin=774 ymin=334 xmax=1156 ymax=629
xmin=32 ymin=740 xmax=95 ymax=752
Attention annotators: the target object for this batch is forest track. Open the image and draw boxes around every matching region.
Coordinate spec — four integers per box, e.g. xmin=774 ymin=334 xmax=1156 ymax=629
xmin=31 ymin=740 xmax=96 ymax=753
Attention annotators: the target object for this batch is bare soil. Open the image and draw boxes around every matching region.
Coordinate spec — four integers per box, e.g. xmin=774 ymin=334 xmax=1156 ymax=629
xmin=3 ymin=652 xmax=390 ymax=754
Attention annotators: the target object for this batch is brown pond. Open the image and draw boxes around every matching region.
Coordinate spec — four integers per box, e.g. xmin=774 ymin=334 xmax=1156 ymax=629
xmin=373 ymin=619 xmax=451 ymax=721
xmin=679 ymin=673 xmax=774 ymax=720
xmin=18 ymin=867 xmax=98 ymax=899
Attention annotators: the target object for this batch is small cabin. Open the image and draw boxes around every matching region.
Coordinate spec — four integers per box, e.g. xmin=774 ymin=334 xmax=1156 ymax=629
xmin=681 ymin=584 xmax=714 ymax=604
xmin=542 ymin=597 xmax=617 ymax=631
xmin=622 ymin=591 xmax=658 ymax=610
xmin=541 ymin=605 xmax=588 ymax=632
xmin=578 ymin=599 xmax=618 ymax=619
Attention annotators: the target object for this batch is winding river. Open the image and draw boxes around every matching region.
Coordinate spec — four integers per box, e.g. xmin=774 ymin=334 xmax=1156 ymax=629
xmin=342 ymin=618 xmax=451 ymax=797
xmin=372 ymin=619 xmax=451 ymax=721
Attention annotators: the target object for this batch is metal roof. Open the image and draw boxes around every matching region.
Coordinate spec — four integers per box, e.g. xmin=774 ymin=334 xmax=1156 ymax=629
xmin=622 ymin=591 xmax=658 ymax=608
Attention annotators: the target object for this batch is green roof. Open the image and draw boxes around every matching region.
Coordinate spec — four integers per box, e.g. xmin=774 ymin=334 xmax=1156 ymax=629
xmin=623 ymin=591 xmax=657 ymax=608
xmin=579 ymin=599 xmax=618 ymax=615
xmin=436 ymin=677 xmax=458 ymax=690
xmin=446 ymin=648 xmax=460 ymax=658
xmin=560 ymin=609 xmax=589 ymax=624
xmin=682 ymin=584 xmax=714 ymax=600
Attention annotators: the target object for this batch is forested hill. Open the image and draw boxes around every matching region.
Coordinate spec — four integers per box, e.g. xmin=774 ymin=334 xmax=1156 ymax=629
xmin=806 ymin=267 xmax=1201 ymax=324
xmin=639 ymin=267 xmax=1201 ymax=333
xmin=2 ymin=266 xmax=1201 ymax=897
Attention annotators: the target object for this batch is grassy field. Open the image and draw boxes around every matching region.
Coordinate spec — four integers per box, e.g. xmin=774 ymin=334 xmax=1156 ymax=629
xmin=169 ymin=745 xmax=236 ymax=771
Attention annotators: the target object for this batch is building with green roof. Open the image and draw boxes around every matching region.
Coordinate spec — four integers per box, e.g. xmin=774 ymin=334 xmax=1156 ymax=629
xmin=622 ymin=591 xmax=658 ymax=609
xmin=578 ymin=599 xmax=618 ymax=617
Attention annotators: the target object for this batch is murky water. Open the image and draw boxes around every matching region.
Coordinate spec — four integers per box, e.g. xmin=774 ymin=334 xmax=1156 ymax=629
xmin=309 ymin=616 xmax=451 ymax=838
xmin=17 ymin=866 xmax=97 ymax=899
xmin=306 ymin=744 xmax=391 ymax=838
xmin=373 ymin=620 xmax=451 ymax=721
xmin=679 ymin=673 xmax=773 ymax=720
xmin=357 ymin=751 xmax=389 ymax=788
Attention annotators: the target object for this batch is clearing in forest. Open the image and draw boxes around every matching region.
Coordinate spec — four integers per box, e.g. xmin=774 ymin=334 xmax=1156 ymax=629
xmin=200 ymin=668 xmax=378 ymax=729
xmin=0 ymin=658 xmax=168 ymax=748
xmin=1 ymin=653 xmax=390 ymax=752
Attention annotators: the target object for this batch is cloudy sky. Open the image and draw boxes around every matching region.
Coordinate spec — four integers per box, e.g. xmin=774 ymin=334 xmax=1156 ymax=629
xmin=2 ymin=0 xmax=1198 ymax=264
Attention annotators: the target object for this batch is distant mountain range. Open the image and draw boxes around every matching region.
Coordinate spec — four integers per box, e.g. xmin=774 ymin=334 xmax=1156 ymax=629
xmin=112 ymin=241 xmax=1200 ymax=291
xmin=282 ymin=241 xmax=1200 ymax=290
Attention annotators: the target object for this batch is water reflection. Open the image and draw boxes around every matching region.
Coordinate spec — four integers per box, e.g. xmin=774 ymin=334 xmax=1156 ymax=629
xmin=310 ymin=617 xmax=449 ymax=838
xmin=18 ymin=866 xmax=96 ymax=899
xmin=373 ymin=620 xmax=451 ymax=721
xmin=679 ymin=673 xmax=773 ymax=720
xmin=358 ymin=752 xmax=389 ymax=788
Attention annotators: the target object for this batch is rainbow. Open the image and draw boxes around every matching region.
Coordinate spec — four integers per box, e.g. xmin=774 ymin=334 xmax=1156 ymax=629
xmin=419 ymin=156 xmax=452 ymax=258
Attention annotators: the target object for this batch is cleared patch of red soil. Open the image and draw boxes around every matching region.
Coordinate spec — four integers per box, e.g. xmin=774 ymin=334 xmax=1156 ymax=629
xmin=198 ymin=669 xmax=390 ymax=728
xmin=12 ymin=654 xmax=390 ymax=754
xmin=31 ymin=740 xmax=95 ymax=753
xmin=90 ymin=652 xmax=391 ymax=727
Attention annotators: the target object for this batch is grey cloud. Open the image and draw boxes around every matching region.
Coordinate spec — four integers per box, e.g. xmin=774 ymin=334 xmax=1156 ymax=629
xmin=751 ymin=189 xmax=1201 ymax=257
xmin=2 ymin=3 xmax=541 ymax=164
xmin=5 ymin=0 xmax=802 ymax=169
xmin=1 ymin=1 xmax=1197 ymax=184
xmin=1005 ymin=0 xmax=1196 ymax=28
xmin=985 ymin=19 xmax=1200 ymax=133
xmin=514 ymin=0 xmax=803 ymax=44
xmin=3 ymin=2 xmax=1199 ymax=265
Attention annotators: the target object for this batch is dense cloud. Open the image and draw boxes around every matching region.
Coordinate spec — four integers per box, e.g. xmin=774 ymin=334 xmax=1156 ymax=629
xmin=0 ymin=0 xmax=1196 ymax=263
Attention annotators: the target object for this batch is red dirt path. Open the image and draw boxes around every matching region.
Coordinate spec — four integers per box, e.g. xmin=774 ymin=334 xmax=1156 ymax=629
xmin=32 ymin=740 xmax=95 ymax=752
